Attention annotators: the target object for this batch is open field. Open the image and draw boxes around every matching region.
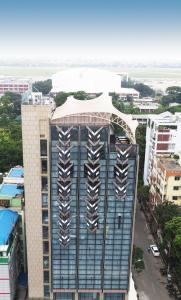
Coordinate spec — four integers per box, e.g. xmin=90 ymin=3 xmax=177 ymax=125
xmin=0 ymin=66 xmax=181 ymax=79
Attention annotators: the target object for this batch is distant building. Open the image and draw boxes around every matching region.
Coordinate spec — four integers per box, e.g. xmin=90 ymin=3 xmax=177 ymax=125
xmin=119 ymin=88 xmax=139 ymax=100
xmin=0 ymin=78 xmax=32 ymax=95
xmin=0 ymin=210 xmax=20 ymax=300
xmin=132 ymin=114 xmax=156 ymax=125
xmin=22 ymin=93 xmax=138 ymax=300
xmin=169 ymin=102 xmax=180 ymax=107
xmin=144 ymin=112 xmax=181 ymax=185
xmin=149 ymin=156 xmax=181 ymax=208
xmin=133 ymin=102 xmax=159 ymax=113
xmin=51 ymin=68 xmax=139 ymax=99
xmin=22 ymin=91 xmax=54 ymax=106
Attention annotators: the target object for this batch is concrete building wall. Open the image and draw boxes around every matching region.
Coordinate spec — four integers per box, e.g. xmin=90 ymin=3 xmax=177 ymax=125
xmin=22 ymin=105 xmax=51 ymax=299
xmin=143 ymin=123 xmax=152 ymax=185
xmin=166 ymin=176 xmax=181 ymax=205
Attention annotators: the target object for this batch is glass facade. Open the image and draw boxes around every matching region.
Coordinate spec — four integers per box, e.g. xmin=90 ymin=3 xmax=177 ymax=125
xmin=51 ymin=125 xmax=138 ymax=300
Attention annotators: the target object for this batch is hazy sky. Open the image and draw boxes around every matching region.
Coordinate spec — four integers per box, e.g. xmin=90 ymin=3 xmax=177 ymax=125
xmin=0 ymin=0 xmax=181 ymax=61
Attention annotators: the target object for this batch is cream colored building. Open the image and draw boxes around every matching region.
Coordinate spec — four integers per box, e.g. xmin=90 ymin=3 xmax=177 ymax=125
xmin=149 ymin=156 xmax=181 ymax=207
xmin=22 ymin=104 xmax=52 ymax=299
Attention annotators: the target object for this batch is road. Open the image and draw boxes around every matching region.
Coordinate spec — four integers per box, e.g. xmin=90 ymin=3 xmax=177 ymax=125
xmin=133 ymin=204 xmax=172 ymax=300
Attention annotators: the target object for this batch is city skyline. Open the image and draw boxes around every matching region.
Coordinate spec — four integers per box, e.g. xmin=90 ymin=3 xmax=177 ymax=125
xmin=0 ymin=0 xmax=181 ymax=62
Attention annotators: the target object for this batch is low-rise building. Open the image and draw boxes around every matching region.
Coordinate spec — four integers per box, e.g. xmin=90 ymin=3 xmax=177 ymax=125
xmin=149 ymin=156 xmax=181 ymax=208
xmin=132 ymin=114 xmax=156 ymax=125
xmin=0 ymin=210 xmax=20 ymax=300
xmin=0 ymin=78 xmax=31 ymax=95
xmin=0 ymin=167 xmax=24 ymax=210
xmin=144 ymin=112 xmax=181 ymax=185
xmin=133 ymin=102 xmax=159 ymax=113
xmin=0 ymin=167 xmax=26 ymax=272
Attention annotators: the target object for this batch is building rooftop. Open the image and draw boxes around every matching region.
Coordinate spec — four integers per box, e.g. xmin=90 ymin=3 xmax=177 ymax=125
xmin=0 ymin=183 xmax=24 ymax=200
xmin=119 ymin=88 xmax=139 ymax=95
xmin=0 ymin=210 xmax=18 ymax=245
xmin=0 ymin=77 xmax=31 ymax=84
xmin=51 ymin=93 xmax=138 ymax=143
xmin=134 ymin=103 xmax=159 ymax=110
xmin=51 ymin=68 xmax=140 ymax=96
xmin=149 ymin=111 xmax=181 ymax=124
xmin=51 ymin=68 xmax=123 ymax=93
xmin=159 ymin=158 xmax=181 ymax=174
xmin=3 ymin=167 xmax=24 ymax=185
xmin=7 ymin=167 xmax=24 ymax=178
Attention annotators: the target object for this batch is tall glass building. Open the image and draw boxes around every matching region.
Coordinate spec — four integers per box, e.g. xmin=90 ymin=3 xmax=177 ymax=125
xmin=22 ymin=93 xmax=138 ymax=300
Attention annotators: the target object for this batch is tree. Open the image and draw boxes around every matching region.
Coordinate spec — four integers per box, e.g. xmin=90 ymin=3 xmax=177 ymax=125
xmin=155 ymin=202 xmax=180 ymax=231
xmin=168 ymin=105 xmax=181 ymax=113
xmin=137 ymin=185 xmax=149 ymax=203
xmin=163 ymin=216 xmax=181 ymax=285
xmin=54 ymin=92 xmax=69 ymax=107
xmin=0 ymin=92 xmax=22 ymax=123
xmin=112 ymin=98 xmax=125 ymax=113
xmin=0 ymin=92 xmax=22 ymax=171
xmin=121 ymin=79 xmax=135 ymax=88
xmin=136 ymin=125 xmax=146 ymax=179
xmin=166 ymin=86 xmax=181 ymax=96
xmin=161 ymin=86 xmax=181 ymax=106
xmin=0 ymin=127 xmax=22 ymax=172
xmin=165 ymin=217 xmax=181 ymax=259
xmin=134 ymin=83 xmax=155 ymax=98
xmin=32 ymin=79 xmax=52 ymax=95
xmin=132 ymin=245 xmax=145 ymax=272
xmin=73 ymin=91 xmax=87 ymax=100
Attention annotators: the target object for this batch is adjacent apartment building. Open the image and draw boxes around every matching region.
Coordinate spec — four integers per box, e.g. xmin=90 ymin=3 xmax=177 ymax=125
xmin=144 ymin=112 xmax=181 ymax=185
xmin=0 ymin=210 xmax=20 ymax=300
xmin=149 ymin=156 xmax=181 ymax=208
xmin=22 ymin=92 xmax=138 ymax=300
xmin=0 ymin=166 xmax=27 ymax=300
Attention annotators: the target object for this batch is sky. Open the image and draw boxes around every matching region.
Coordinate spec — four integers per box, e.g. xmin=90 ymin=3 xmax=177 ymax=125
xmin=0 ymin=0 xmax=181 ymax=62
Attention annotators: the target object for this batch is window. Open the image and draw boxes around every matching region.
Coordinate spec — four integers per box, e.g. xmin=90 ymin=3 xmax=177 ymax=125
xmin=44 ymin=285 xmax=50 ymax=297
xmin=42 ymin=210 xmax=48 ymax=224
xmin=118 ymin=215 xmax=122 ymax=229
xmin=43 ymin=256 xmax=49 ymax=269
xmin=43 ymin=271 xmax=49 ymax=283
xmin=175 ymin=176 xmax=180 ymax=181
xmin=41 ymin=159 xmax=48 ymax=173
xmin=173 ymin=196 xmax=178 ymax=200
xmin=40 ymin=140 xmax=47 ymax=156
xmin=43 ymin=241 xmax=49 ymax=254
xmin=42 ymin=194 xmax=48 ymax=208
xmin=173 ymin=186 xmax=179 ymax=190
xmin=42 ymin=177 xmax=48 ymax=191
xmin=42 ymin=226 xmax=49 ymax=239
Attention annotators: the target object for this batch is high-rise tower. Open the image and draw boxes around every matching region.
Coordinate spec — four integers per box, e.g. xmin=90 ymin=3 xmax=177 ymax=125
xmin=22 ymin=93 xmax=138 ymax=300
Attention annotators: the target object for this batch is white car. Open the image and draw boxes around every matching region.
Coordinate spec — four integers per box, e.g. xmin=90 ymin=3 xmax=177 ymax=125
xmin=150 ymin=245 xmax=160 ymax=257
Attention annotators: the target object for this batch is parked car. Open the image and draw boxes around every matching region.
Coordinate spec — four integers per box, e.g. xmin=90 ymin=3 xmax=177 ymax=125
xmin=150 ymin=245 xmax=160 ymax=256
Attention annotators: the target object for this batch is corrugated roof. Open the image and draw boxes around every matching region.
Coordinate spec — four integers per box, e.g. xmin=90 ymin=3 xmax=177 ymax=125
xmin=0 ymin=183 xmax=24 ymax=198
xmin=0 ymin=210 xmax=19 ymax=245
xmin=7 ymin=167 xmax=24 ymax=178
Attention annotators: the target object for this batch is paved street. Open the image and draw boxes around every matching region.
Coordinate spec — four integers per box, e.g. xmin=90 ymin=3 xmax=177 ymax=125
xmin=133 ymin=204 xmax=172 ymax=300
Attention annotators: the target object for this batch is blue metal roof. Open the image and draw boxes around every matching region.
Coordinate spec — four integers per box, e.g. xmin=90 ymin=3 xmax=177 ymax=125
xmin=0 ymin=210 xmax=19 ymax=245
xmin=7 ymin=167 xmax=24 ymax=178
xmin=0 ymin=183 xmax=24 ymax=198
